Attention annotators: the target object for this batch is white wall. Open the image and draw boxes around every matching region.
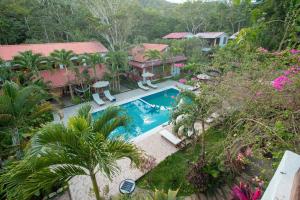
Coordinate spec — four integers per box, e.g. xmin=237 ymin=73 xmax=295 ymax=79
xmin=218 ymin=33 xmax=228 ymax=47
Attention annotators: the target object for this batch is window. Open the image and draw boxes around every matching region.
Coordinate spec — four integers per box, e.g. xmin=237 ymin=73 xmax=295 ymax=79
xmin=223 ymin=37 xmax=227 ymax=45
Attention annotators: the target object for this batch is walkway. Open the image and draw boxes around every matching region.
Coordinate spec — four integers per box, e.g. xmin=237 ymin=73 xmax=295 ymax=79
xmin=57 ymin=80 xmax=189 ymax=199
xmin=69 ymin=131 xmax=178 ymax=200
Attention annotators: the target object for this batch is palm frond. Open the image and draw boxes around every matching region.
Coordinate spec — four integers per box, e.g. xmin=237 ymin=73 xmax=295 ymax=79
xmin=68 ymin=116 xmax=90 ymax=132
xmin=1 ymin=81 xmax=19 ymax=99
xmin=98 ymin=115 xmax=129 ymax=138
xmin=77 ymin=104 xmax=92 ymax=122
xmin=29 ymin=102 xmax=53 ymax=119
xmin=106 ymin=139 xmax=143 ymax=168
xmin=93 ymin=106 xmax=125 ymax=136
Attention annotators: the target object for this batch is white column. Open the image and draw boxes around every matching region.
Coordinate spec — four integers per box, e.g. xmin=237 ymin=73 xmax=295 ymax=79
xmin=142 ymin=68 xmax=146 ymax=83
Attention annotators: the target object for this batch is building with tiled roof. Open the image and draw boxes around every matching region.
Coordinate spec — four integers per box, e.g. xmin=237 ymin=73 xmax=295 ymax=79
xmin=128 ymin=43 xmax=187 ymax=81
xmin=195 ymin=32 xmax=228 ymax=48
xmin=162 ymin=32 xmax=194 ymax=40
xmin=0 ymin=41 xmax=108 ymax=61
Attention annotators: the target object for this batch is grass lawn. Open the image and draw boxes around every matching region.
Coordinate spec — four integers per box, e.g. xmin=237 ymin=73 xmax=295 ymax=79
xmin=136 ymin=128 xmax=226 ymax=196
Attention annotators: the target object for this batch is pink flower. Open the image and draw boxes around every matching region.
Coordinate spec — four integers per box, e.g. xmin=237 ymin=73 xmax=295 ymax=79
xmin=272 ymin=75 xmax=291 ymax=91
xmin=174 ymin=63 xmax=185 ymax=68
xmin=290 ymin=49 xmax=300 ymax=55
xmin=191 ymin=77 xmax=197 ymax=81
xmin=252 ymin=189 xmax=262 ymax=200
xmin=179 ymin=78 xmax=187 ymax=84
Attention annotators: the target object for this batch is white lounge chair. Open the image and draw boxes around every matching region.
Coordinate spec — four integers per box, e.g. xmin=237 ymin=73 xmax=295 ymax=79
xmin=160 ymin=129 xmax=183 ymax=147
xmin=146 ymin=80 xmax=158 ymax=89
xmin=92 ymin=93 xmax=105 ymax=106
xmin=138 ymin=81 xmax=149 ymax=91
xmin=104 ymin=90 xmax=116 ymax=102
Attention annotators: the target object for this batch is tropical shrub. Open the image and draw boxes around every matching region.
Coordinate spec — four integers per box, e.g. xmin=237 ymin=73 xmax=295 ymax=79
xmin=187 ymin=156 xmax=225 ymax=194
xmin=231 ymin=182 xmax=262 ymax=200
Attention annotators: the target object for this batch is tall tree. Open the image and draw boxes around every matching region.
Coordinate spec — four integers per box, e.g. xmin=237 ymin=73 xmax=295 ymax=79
xmin=81 ymin=53 xmax=104 ymax=81
xmin=0 ymin=81 xmax=52 ymax=159
xmin=105 ymin=51 xmax=129 ymax=91
xmin=0 ymin=105 xmax=142 ymax=200
xmin=50 ymin=49 xmax=75 ymax=98
xmin=83 ymin=0 xmax=137 ymax=50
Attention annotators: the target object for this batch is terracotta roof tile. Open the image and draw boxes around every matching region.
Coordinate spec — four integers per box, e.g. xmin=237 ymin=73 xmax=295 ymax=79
xmin=130 ymin=43 xmax=168 ymax=63
xmin=129 ymin=55 xmax=187 ymax=68
xmin=39 ymin=65 xmax=105 ymax=88
xmin=0 ymin=41 xmax=108 ymax=61
xmin=163 ymin=32 xmax=193 ymax=39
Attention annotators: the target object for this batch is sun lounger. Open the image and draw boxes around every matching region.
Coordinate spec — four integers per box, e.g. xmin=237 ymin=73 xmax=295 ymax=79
xmin=104 ymin=90 xmax=116 ymax=102
xmin=92 ymin=93 xmax=105 ymax=106
xmin=146 ymin=80 xmax=158 ymax=89
xmin=160 ymin=129 xmax=183 ymax=147
xmin=138 ymin=81 xmax=149 ymax=91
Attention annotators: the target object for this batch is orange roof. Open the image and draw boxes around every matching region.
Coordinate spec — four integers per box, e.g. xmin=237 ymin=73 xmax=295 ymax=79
xmin=0 ymin=41 xmax=108 ymax=61
xmin=163 ymin=32 xmax=193 ymax=39
xmin=130 ymin=43 xmax=168 ymax=63
xmin=39 ymin=65 xmax=106 ymax=88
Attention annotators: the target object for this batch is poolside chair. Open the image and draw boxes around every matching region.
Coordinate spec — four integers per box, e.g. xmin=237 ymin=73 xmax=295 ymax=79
xmin=146 ymin=80 xmax=158 ymax=89
xmin=160 ymin=129 xmax=183 ymax=148
xmin=92 ymin=93 xmax=105 ymax=106
xmin=104 ymin=90 xmax=116 ymax=102
xmin=138 ymin=81 xmax=150 ymax=91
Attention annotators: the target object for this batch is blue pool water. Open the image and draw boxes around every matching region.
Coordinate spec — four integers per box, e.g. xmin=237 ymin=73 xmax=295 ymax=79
xmin=92 ymin=88 xmax=179 ymax=140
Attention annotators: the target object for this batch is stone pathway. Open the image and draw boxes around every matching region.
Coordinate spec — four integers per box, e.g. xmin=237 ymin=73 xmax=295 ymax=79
xmin=68 ymin=129 xmax=178 ymax=200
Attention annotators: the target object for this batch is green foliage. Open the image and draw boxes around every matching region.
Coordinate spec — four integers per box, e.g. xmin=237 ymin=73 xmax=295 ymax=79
xmin=0 ymin=105 xmax=143 ymax=200
xmin=0 ymin=81 xmax=52 ymax=159
xmin=137 ymin=128 xmax=227 ymax=196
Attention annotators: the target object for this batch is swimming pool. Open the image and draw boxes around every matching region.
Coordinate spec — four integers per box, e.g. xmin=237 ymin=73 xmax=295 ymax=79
xmin=92 ymin=88 xmax=180 ymax=140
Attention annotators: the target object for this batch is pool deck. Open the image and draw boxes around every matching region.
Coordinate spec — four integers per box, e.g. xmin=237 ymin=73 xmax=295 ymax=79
xmin=54 ymin=80 xmax=189 ymax=125
xmin=57 ymin=80 xmax=192 ymax=200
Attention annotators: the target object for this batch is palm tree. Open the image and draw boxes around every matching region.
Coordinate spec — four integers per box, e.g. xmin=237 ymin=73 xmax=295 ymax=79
xmin=174 ymin=87 xmax=219 ymax=157
xmin=13 ymin=51 xmax=45 ymax=80
xmin=0 ymin=81 xmax=52 ymax=159
xmin=0 ymin=105 xmax=142 ymax=200
xmin=82 ymin=53 xmax=104 ymax=81
xmin=160 ymin=52 xmax=169 ymax=77
xmin=144 ymin=50 xmax=161 ymax=75
xmin=168 ymin=47 xmax=183 ymax=76
xmin=0 ymin=59 xmax=15 ymax=85
xmin=50 ymin=49 xmax=75 ymax=98
xmin=106 ymin=51 xmax=128 ymax=91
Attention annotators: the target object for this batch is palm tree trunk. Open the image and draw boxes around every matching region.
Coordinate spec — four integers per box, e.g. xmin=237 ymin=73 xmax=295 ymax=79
xmin=93 ymin=65 xmax=97 ymax=81
xmin=90 ymin=172 xmax=102 ymax=200
xmin=69 ymin=85 xmax=74 ymax=99
xmin=12 ymin=127 xmax=22 ymax=159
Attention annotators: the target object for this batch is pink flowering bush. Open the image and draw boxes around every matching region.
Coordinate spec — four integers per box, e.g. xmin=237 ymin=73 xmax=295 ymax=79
xmin=290 ymin=49 xmax=300 ymax=55
xmin=179 ymin=78 xmax=187 ymax=84
xmin=231 ymin=182 xmax=262 ymax=200
xmin=272 ymin=66 xmax=300 ymax=91
xmin=272 ymin=75 xmax=291 ymax=91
